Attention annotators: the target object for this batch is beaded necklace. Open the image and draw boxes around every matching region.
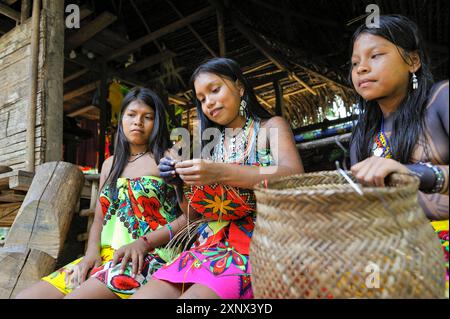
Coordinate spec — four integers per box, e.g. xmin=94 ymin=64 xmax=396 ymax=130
xmin=372 ymin=118 xmax=392 ymax=159
xmin=216 ymin=117 xmax=254 ymax=164
xmin=128 ymin=151 xmax=148 ymax=163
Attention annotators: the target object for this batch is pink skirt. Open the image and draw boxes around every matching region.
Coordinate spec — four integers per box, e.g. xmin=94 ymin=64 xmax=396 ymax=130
xmin=152 ymin=242 xmax=253 ymax=299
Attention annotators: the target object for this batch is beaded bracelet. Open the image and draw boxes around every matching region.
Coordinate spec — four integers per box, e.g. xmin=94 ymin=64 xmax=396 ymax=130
xmin=418 ymin=162 xmax=445 ymax=194
xmin=166 ymin=224 xmax=174 ymax=241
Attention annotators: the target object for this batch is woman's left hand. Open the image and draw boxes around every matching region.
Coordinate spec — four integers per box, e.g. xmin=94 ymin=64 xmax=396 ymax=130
xmin=111 ymin=238 xmax=151 ymax=278
xmin=175 ymin=159 xmax=220 ymax=186
xmin=351 ymin=156 xmax=410 ymax=187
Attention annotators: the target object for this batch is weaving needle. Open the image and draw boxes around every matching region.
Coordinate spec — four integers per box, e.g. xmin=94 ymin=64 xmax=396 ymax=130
xmin=335 ymin=161 xmax=363 ymax=196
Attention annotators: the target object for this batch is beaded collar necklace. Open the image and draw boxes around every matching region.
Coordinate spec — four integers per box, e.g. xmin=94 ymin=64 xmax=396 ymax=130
xmin=217 ymin=117 xmax=253 ymax=164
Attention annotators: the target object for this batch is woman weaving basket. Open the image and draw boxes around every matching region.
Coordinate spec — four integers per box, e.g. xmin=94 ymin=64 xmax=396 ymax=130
xmin=349 ymin=15 xmax=449 ymax=296
xmin=126 ymin=58 xmax=304 ymax=299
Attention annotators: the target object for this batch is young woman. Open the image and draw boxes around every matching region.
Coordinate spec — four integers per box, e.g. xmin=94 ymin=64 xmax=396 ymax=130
xmin=16 ymin=88 xmax=188 ymax=299
xmin=348 ymin=15 xmax=448 ymax=296
xmin=129 ymin=57 xmax=304 ymax=299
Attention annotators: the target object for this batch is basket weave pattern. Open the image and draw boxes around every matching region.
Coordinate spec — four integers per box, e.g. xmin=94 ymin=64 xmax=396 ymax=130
xmin=251 ymin=171 xmax=446 ymax=298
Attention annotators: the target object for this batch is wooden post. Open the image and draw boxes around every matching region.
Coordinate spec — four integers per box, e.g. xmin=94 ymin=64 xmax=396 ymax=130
xmin=25 ymin=0 xmax=40 ymax=173
xmin=0 ymin=161 xmax=84 ymax=298
xmin=43 ymin=0 xmax=64 ymax=163
xmin=98 ymin=64 xmax=108 ymax=172
xmin=217 ymin=9 xmax=226 ymax=57
xmin=274 ymin=80 xmax=285 ymax=118
xmin=20 ymin=0 xmax=31 ymax=24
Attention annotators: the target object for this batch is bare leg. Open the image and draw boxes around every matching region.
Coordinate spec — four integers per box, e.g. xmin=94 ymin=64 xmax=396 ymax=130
xmin=15 ymin=281 xmax=65 ymax=299
xmin=179 ymin=283 xmax=220 ymax=299
xmin=64 ymin=277 xmax=119 ymax=299
xmin=130 ymin=279 xmax=183 ymax=299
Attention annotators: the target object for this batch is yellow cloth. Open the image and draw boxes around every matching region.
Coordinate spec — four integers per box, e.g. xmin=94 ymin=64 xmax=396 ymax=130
xmin=42 ymin=247 xmax=128 ymax=299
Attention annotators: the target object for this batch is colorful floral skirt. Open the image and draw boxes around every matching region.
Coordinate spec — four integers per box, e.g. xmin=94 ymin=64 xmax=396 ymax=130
xmin=152 ymin=240 xmax=253 ymax=299
xmin=431 ymin=220 xmax=449 ymax=298
xmin=42 ymin=246 xmax=166 ymax=299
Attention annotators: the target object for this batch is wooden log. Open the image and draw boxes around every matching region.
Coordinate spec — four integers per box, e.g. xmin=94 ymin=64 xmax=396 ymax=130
xmin=4 ymin=161 xmax=84 ymax=259
xmin=0 ymin=246 xmax=55 ymax=299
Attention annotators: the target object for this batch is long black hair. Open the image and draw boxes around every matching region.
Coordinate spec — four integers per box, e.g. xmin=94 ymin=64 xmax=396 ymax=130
xmin=349 ymin=14 xmax=434 ymax=164
xmin=190 ymin=58 xmax=272 ymax=150
xmin=104 ymin=87 xmax=171 ymax=198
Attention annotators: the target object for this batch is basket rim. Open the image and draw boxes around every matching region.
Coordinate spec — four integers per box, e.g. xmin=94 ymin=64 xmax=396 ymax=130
xmin=254 ymin=171 xmax=419 ymax=197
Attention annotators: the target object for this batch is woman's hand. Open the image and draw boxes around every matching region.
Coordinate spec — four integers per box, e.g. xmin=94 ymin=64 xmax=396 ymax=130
xmin=351 ymin=156 xmax=409 ymax=187
xmin=111 ymin=237 xmax=151 ymax=278
xmin=175 ymin=159 xmax=220 ymax=186
xmin=159 ymin=157 xmax=183 ymax=186
xmin=64 ymin=253 xmax=102 ymax=288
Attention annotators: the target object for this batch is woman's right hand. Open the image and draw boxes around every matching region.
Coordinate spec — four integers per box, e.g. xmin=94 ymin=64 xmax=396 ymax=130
xmin=64 ymin=253 xmax=102 ymax=288
xmin=159 ymin=157 xmax=183 ymax=185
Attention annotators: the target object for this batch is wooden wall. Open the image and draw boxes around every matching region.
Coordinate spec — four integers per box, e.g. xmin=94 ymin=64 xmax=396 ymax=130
xmin=0 ymin=1 xmax=64 ymax=171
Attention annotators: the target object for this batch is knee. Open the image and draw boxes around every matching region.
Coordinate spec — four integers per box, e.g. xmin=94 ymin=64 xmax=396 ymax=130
xmin=14 ymin=287 xmax=35 ymax=299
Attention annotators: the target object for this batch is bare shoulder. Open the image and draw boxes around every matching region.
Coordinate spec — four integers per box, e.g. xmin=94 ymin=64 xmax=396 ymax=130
xmin=101 ymin=156 xmax=114 ymax=178
xmin=261 ymin=116 xmax=292 ymax=130
xmin=427 ymin=80 xmax=449 ymax=109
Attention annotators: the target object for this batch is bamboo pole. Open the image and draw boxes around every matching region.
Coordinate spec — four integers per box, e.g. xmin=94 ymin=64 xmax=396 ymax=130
xmin=26 ymin=0 xmax=40 ymax=173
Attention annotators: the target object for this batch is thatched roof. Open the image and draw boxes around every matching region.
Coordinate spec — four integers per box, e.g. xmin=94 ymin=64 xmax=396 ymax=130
xmin=2 ymin=0 xmax=447 ymax=130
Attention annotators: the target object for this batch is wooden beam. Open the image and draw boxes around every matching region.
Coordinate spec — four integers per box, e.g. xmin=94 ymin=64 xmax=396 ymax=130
xmin=66 ymin=11 xmax=117 ymax=51
xmin=268 ymin=83 xmax=328 ymax=102
xmin=217 ymin=9 xmax=226 ymax=57
xmin=67 ymin=105 xmax=98 ymax=118
xmin=291 ymin=61 xmax=351 ymax=90
xmin=0 ymin=3 xmax=20 ymax=22
xmin=105 ymin=6 xmax=215 ymax=62
xmin=4 ymin=0 xmax=20 ymax=5
xmin=79 ymin=5 xmax=94 ymax=21
xmin=243 ymin=61 xmax=273 ymax=74
xmin=124 ymin=51 xmax=176 ymax=74
xmin=210 ymin=0 xmax=317 ymax=96
xmin=20 ymin=0 xmax=31 ymax=24
xmin=63 ymin=68 xmax=89 ymax=84
xmin=297 ymin=133 xmax=351 ymax=151
xmin=169 ymin=95 xmax=190 ymax=106
xmin=129 ymin=0 xmax=163 ymax=52
xmin=63 ymin=81 xmax=100 ymax=102
xmin=165 ymin=0 xmax=218 ymax=57
xmin=248 ymin=0 xmax=341 ymax=28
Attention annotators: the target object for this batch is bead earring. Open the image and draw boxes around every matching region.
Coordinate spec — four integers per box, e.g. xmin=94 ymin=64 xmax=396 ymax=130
xmin=239 ymin=99 xmax=247 ymax=117
xmin=412 ymin=73 xmax=418 ymax=90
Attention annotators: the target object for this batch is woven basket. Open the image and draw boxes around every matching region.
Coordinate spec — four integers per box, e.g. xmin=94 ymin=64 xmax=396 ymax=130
xmin=251 ymin=171 xmax=446 ymax=298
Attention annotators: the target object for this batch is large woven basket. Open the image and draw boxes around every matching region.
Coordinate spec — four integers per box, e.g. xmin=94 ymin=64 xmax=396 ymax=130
xmin=251 ymin=171 xmax=446 ymax=298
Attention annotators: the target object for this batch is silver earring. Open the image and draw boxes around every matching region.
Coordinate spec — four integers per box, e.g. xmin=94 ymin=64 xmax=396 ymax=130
xmin=239 ymin=99 xmax=247 ymax=117
xmin=412 ymin=73 xmax=418 ymax=90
